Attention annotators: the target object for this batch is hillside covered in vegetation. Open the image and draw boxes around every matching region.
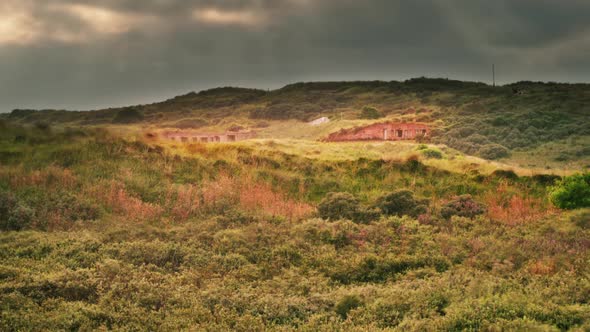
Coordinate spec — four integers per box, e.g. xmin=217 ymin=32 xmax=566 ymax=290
xmin=4 ymin=78 xmax=590 ymax=170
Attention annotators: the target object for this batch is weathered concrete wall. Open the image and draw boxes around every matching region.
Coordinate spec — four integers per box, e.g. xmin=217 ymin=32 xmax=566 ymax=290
xmin=325 ymin=122 xmax=430 ymax=142
xmin=162 ymin=130 xmax=257 ymax=143
xmin=309 ymin=117 xmax=330 ymax=126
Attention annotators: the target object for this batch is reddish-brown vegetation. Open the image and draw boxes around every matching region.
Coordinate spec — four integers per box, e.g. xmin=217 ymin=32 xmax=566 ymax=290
xmin=5 ymin=165 xmax=77 ymax=190
xmin=92 ymin=181 xmax=165 ymax=222
xmin=85 ymin=175 xmax=314 ymax=224
xmin=203 ymin=174 xmax=314 ymax=220
xmin=484 ymin=182 xmax=554 ymax=225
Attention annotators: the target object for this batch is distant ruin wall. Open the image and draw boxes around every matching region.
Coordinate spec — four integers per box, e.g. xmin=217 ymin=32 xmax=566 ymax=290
xmin=325 ymin=122 xmax=430 ymax=142
xmin=162 ymin=130 xmax=257 ymax=143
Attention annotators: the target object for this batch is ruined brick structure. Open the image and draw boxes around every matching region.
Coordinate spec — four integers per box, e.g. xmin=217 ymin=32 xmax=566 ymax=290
xmin=325 ymin=122 xmax=430 ymax=142
xmin=163 ymin=130 xmax=257 ymax=143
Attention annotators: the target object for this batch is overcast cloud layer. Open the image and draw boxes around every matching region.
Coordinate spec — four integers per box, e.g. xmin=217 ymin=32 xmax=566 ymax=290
xmin=1 ymin=0 xmax=589 ymax=111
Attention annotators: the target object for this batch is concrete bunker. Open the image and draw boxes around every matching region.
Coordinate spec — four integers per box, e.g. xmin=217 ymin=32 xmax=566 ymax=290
xmin=325 ymin=122 xmax=430 ymax=142
xmin=163 ymin=130 xmax=256 ymax=144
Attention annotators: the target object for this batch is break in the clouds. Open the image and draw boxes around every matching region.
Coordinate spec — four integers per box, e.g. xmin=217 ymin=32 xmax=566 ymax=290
xmin=0 ymin=0 xmax=589 ymax=111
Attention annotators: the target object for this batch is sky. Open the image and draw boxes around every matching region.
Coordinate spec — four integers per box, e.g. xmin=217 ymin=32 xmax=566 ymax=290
xmin=1 ymin=0 xmax=589 ymax=111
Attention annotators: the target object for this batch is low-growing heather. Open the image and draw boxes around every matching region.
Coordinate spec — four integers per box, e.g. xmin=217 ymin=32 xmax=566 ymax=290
xmin=0 ymin=124 xmax=587 ymax=331
xmin=440 ymin=195 xmax=486 ymax=220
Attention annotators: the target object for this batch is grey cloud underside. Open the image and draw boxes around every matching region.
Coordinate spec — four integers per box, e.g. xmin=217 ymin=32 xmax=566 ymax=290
xmin=1 ymin=0 xmax=589 ymax=111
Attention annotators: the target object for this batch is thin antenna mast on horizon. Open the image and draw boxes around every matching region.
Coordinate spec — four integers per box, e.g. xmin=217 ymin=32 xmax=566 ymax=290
xmin=492 ymin=64 xmax=496 ymax=87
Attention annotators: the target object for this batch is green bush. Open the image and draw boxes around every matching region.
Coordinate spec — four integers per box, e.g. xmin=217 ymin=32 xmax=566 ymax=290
xmin=421 ymin=148 xmax=443 ymax=159
xmin=376 ymin=190 xmax=428 ymax=217
xmin=404 ymin=155 xmax=425 ymax=173
xmin=0 ymin=191 xmax=34 ymax=231
xmin=49 ymin=193 xmax=101 ymax=223
xmin=331 ymin=254 xmax=450 ymax=284
xmin=466 ymin=134 xmax=489 ymax=145
xmin=318 ymin=192 xmax=361 ymax=221
xmin=6 ymin=205 xmax=35 ymax=231
xmin=478 ymin=144 xmax=510 ymax=160
xmin=354 ymin=207 xmax=381 ymax=223
xmin=549 ymin=173 xmax=590 ymax=209
xmin=335 ymin=295 xmax=363 ymax=319
xmin=491 ymin=169 xmax=519 ymax=180
xmin=359 ymin=106 xmax=383 ymax=119
xmin=318 ymin=192 xmax=378 ymax=223
xmin=0 ymin=190 xmax=16 ymax=221
xmin=440 ymin=195 xmax=486 ymax=219
xmin=491 ymin=116 xmax=510 ymax=126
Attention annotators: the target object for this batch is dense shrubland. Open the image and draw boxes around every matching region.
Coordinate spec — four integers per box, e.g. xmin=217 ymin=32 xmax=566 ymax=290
xmin=1 ymin=123 xmax=589 ymax=330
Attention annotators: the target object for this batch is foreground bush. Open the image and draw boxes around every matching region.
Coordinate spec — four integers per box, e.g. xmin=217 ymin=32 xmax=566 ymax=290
xmin=318 ymin=192 xmax=360 ymax=221
xmin=376 ymin=190 xmax=428 ymax=217
xmin=549 ymin=173 xmax=590 ymax=209
xmin=441 ymin=195 xmax=486 ymax=219
xmin=0 ymin=191 xmax=34 ymax=231
xmin=335 ymin=295 xmax=363 ymax=319
xmin=318 ymin=192 xmax=378 ymax=223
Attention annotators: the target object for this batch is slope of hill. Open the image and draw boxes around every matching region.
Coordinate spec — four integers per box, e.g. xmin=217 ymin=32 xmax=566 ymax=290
xmin=3 ymin=78 xmax=589 ymax=170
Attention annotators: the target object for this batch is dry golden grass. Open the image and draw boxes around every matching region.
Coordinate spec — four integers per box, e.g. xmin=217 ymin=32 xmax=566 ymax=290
xmin=89 ymin=181 xmax=165 ymax=222
xmin=106 ymin=122 xmax=579 ymax=178
xmin=202 ymin=174 xmax=315 ymax=221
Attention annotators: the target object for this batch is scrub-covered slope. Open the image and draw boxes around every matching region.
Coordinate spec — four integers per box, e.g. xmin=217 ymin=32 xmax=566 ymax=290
xmin=4 ymin=78 xmax=589 ymax=169
xmin=1 ymin=124 xmax=589 ymax=330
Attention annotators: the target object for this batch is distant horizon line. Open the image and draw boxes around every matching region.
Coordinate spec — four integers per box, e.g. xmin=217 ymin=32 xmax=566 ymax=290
xmin=3 ymin=76 xmax=589 ymax=113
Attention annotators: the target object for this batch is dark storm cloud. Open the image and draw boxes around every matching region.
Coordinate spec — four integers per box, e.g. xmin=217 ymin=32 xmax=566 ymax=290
xmin=0 ymin=0 xmax=589 ymax=111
